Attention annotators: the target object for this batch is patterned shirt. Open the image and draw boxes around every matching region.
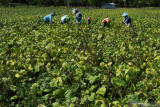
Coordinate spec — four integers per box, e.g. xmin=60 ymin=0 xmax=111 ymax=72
xmin=76 ymin=12 xmax=82 ymax=19
xmin=123 ymin=16 xmax=131 ymax=24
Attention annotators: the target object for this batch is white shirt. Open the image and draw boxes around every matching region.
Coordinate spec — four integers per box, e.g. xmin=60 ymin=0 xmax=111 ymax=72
xmin=61 ymin=15 xmax=68 ymax=24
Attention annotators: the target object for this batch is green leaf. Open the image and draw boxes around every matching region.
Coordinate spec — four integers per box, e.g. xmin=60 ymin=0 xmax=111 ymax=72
xmin=37 ymin=104 xmax=47 ymax=107
xmin=116 ymin=67 xmax=122 ymax=77
xmin=2 ymin=77 xmax=8 ymax=82
xmin=89 ymin=85 xmax=97 ymax=91
xmin=132 ymin=104 xmax=138 ymax=107
xmin=28 ymin=64 xmax=33 ymax=71
xmin=34 ymin=62 xmax=44 ymax=72
xmin=56 ymin=77 xmax=63 ymax=86
xmin=37 ymin=91 xmax=43 ymax=96
xmin=9 ymin=85 xmax=17 ymax=91
xmin=44 ymin=89 xmax=51 ymax=93
xmin=95 ymin=100 xmax=99 ymax=106
xmin=98 ymin=35 xmax=102 ymax=40
xmin=75 ymin=68 xmax=83 ymax=78
xmin=96 ymin=85 xmax=106 ymax=96
xmin=71 ymin=97 xmax=77 ymax=102
xmin=15 ymin=73 xmax=21 ymax=78
xmin=100 ymin=62 xmax=105 ymax=67
xmin=69 ymin=103 xmax=75 ymax=107
xmin=101 ymin=103 xmax=106 ymax=107
xmin=11 ymin=95 xmax=18 ymax=100
xmin=124 ymin=104 xmax=128 ymax=107
xmin=10 ymin=102 xmax=15 ymax=106
xmin=50 ymin=79 xmax=56 ymax=87
xmin=53 ymin=89 xmax=61 ymax=97
xmin=0 ymin=94 xmax=2 ymax=100
xmin=52 ymin=102 xmax=60 ymax=107
xmin=80 ymin=95 xmax=89 ymax=104
xmin=112 ymin=101 xmax=119 ymax=105
xmin=42 ymin=94 xmax=49 ymax=100
xmin=88 ymin=93 xmax=95 ymax=101
xmin=34 ymin=65 xmax=40 ymax=72
xmin=89 ymin=76 xmax=99 ymax=84
xmin=107 ymin=62 xmax=112 ymax=66
xmin=30 ymin=83 xmax=39 ymax=90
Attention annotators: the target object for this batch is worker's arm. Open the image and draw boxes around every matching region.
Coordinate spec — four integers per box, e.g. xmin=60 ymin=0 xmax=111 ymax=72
xmin=76 ymin=13 xmax=79 ymax=18
xmin=49 ymin=15 xmax=54 ymax=23
xmin=123 ymin=16 xmax=129 ymax=24
xmin=61 ymin=18 xmax=66 ymax=24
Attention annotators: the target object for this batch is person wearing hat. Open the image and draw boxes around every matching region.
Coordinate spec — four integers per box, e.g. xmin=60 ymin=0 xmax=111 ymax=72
xmin=43 ymin=12 xmax=56 ymax=23
xmin=61 ymin=15 xmax=70 ymax=24
xmin=102 ymin=18 xmax=110 ymax=27
xmin=87 ymin=17 xmax=92 ymax=25
xmin=72 ymin=8 xmax=78 ymax=14
xmin=73 ymin=8 xmax=82 ymax=24
xmin=122 ymin=12 xmax=131 ymax=27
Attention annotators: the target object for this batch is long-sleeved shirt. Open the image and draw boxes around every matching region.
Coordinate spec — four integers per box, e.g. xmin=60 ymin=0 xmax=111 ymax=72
xmin=123 ymin=16 xmax=131 ymax=24
xmin=61 ymin=15 xmax=68 ymax=24
xmin=102 ymin=18 xmax=110 ymax=24
xmin=76 ymin=12 xmax=82 ymax=19
xmin=102 ymin=18 xmax=110 ymax=27
xmin=43 ymin=14 xmax=54 ymax=23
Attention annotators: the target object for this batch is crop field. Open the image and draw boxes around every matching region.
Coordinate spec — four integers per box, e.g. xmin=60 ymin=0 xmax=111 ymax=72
xmin=0 ymin=7 xmax=160 ymax=106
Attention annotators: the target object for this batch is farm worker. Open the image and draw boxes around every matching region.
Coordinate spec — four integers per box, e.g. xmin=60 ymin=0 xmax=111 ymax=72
xmin=102 ymin=18 xmax=110 ymax=27
xmin=73 ymin=8 xmax=82 ymax=24
xmin=61 ymin=15 xmax=70 ymax=24
xmin=43 ymin=12 xmax=56 ymax=23
xmin=122 ymin=12 xmax=131 ymax=27
xmin=87 ymin=17 xmax=92 ymax=25
xmin=72 ymin=8 xmax=78 ymax=14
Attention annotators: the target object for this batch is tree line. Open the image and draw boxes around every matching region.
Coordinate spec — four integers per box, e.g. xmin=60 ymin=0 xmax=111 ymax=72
xmin=0 ymin=0 xmax=160 ymax=7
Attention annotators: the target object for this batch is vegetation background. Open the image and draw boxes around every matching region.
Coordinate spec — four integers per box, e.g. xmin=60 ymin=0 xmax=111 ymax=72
xmin=0 ymin=0 xmax=160 ymax=7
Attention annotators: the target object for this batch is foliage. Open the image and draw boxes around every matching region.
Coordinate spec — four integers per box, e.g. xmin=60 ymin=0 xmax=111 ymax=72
xmin=0 ymin=7 xmax=160 ymax=106
xmin=1 ymin=0 xmax=160 ymax=7
xmin=0 ymin=0 xmax=12 ymax=7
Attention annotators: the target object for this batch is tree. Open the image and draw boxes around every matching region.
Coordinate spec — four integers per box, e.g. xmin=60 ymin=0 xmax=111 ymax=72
xmin=123 ymin=0 xmax=126 ymax=7
xmin=0 ymin=0 xmax=13 ymax=7
xmin=88 ymin=0 xmax=102 ymax=7
xmin=1 ymin=0 xmax=160 ymax=7
xmin=26 ymin=0 xmax=34 ymax=5
xmin=34 ymin=0 xmax=43 ymax=6
xmin=54 ymin=0 xmax=60 ymax=6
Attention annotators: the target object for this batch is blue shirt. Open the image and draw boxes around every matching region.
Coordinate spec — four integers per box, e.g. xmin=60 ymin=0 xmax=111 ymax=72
xmin=43 ymin=14 xmax=54 ymax=23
